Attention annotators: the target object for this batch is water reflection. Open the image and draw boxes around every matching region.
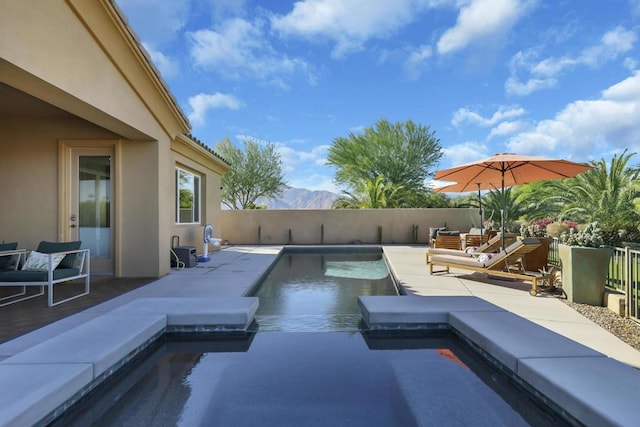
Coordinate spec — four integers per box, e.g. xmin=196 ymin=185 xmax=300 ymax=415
xmin=252 ymin=251 xmax=398 ymax=331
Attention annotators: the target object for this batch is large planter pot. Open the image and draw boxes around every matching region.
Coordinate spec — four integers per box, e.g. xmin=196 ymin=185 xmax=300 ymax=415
xmin=558 ymin=244 xmax=613 ymax=305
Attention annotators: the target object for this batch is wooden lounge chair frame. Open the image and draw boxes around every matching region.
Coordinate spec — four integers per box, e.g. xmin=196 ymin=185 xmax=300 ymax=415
xmin=433 ymin=234 xmax=462 ymax=250
xmin=426 ymin=233 xmax=517 ymax=264
xmin=0 ymin=248 xmax=90 ymax=307
xmin=464 ymin=234 xmax=489 ymax=248
xmin=429 ymin=238 xmax=546 ymax=296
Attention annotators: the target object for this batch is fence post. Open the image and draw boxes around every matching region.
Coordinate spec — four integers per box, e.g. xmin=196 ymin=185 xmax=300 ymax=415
xmin=626 ymin=246 xmax=631 ymax=318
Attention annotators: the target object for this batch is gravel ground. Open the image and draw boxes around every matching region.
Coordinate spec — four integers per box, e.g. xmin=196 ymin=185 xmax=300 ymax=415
xmin=564 ymin=301 xmax=640 ymax=351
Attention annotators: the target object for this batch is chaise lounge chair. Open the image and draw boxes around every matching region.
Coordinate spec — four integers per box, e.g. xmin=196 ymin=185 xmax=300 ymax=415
xmin=0 ymin=241 xmax=90 ymax=307
xmin=429 ymin=238 xmax=545 ymax=296
xmin=426 ymin=233 xmax=517 ymax=264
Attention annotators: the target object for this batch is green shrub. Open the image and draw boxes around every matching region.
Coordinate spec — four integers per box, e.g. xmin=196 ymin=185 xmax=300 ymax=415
xmin=546 ymin=223 xmax=569 ymax=238
xmin=561 ymin=221 xmax=604 ymax=247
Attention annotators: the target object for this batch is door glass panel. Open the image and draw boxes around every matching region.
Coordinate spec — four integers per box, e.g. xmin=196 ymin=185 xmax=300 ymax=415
xmin=79 ymin=156 xmax=111 ymax=259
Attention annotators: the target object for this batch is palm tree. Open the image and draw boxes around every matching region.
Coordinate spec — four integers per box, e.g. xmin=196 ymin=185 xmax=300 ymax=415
xmin=482 ymin=187 xmax=529 ymax=232
xmin=545 ymin=150 xmax=640 ymax=244
xmin=332 ymin=175 xmax=404 ymax=209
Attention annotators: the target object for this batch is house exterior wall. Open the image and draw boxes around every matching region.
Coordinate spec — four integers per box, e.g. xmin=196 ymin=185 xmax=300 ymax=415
xmin=0 ymin=116 xmax=120 ymax=248
xmin=0 ymin=0 xmax=228 ymax=277
xmin=220 ymin=208 xmax=481 ymax=245
xmin=169 ymin=136 xmax=228 ymax=252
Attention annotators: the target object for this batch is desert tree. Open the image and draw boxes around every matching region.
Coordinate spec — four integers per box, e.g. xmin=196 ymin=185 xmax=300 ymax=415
xmin=327 ymin=118 xmax=442 ymax=207
xmin=215 ymin=137 xmax=286 ymax=209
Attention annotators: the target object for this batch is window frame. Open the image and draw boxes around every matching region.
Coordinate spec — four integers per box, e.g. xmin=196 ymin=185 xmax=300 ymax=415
xmin=175 ymin=167 xmax=201 ymax=225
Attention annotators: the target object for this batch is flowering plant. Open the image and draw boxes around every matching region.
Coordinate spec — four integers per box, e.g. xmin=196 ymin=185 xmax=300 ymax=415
xmin=520 ymin=223 xmax=546 ymax=238
xmin=561 ymin=221 xmax=605 ymax=248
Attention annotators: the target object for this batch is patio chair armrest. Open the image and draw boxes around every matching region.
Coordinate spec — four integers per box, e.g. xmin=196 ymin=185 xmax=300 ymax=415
xmin=0 ymin=249 xmax=27 ymax=271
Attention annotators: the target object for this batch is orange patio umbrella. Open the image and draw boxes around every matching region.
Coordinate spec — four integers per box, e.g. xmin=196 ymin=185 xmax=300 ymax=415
xmin=433 ymin=153 xmax=593 ymax=250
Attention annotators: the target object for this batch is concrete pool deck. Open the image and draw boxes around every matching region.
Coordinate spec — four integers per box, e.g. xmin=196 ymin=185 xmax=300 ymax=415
xmin=1 ymin=244 xmax=640 ymax=425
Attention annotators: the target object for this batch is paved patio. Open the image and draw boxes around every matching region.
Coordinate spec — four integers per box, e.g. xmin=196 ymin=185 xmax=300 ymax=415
xmin=384 ymin=245 xmax=640 ymax=368
xmin=1 ymin=244 xmax=639 ymax=369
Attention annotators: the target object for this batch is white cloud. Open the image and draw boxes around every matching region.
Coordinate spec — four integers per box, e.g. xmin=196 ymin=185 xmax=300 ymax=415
xmin=187 ymin=93 xmax=244 ymax=126
xmin=403 ymin=45 xmax=433 ymax=79
xmin=507 ymin=72 xmax=640 ymax=158
xmin=624 ymin=57 xmax=638 ymax=70
xmin=507 ymin=26 xmax=637 ymax=96
xmin=534 ymin=26 xmax=636 ymax=75
xmin=188 ymin=18 xmax=311 ymax=86
xmin=504 ymin=76 xmax=556 ymax=96
xmin=273 ymin=142 xmax=340 ymax=192
xmin=271 ymin=0 xmax=430 ymax=58
xmin=142 ymin=43 xmax=179 ymax=78
xmin=208 ymin=0 xmax=248 ymax=22
xmin=437 ymin=0 xmax=533 ymax=55
xmin=602 ymin=71 xmax=640 ymax=100
xmin=488 ymin=120 xmax=528 ymax=139
xmin=452 ymin=106 xmax=526 ymax=127
xmin=116 ymin=0 xmax=190 ymax=47
xmin=442 ymin=141 xmax=490 ymax=166
xmin=277 ymin=144 xmax=331 ymax=173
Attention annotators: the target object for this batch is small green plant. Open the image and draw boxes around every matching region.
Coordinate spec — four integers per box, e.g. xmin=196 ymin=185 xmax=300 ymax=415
xmin=561 ymin=221 xmax=605 ymax=248
xmin=520 ymin=223 xmax=545 ymax=238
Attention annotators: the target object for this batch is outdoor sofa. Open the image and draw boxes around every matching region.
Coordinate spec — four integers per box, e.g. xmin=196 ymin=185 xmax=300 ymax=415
xmin=0 ymin=241 xmax=90 ymax=307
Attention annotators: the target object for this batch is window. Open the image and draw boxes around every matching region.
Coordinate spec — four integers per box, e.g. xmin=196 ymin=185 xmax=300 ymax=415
xmin=176 ymin=167 xmax=200 ymax=224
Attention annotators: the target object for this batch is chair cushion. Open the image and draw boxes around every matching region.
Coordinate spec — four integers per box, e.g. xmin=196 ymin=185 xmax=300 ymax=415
xmin=36 ymin=241 xmax=82 ymax=269
xmin=22 ymin=251 xmax=65 ymax=271
xmin=429 ymin=227 xmax=446 ymax=239
xmin=469 ymin=227 xmax=490 ymax=235
xmin=437 ymin=230 xmax=460 ymax=236
xmin=0 ymin=268 xmax=80 ymax=282
xmin=0 ymin=242 xmax=18 ymax=270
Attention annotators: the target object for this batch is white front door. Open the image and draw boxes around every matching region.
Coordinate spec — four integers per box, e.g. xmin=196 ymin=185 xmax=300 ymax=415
xmin=69 ymin=147 xmax=115 ymax=275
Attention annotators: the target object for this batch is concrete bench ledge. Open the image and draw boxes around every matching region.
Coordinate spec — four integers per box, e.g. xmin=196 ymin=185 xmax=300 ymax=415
xmin=2 ymin=313 xmax=166 ymax=379
xmin=0 ymin=364 xmax=93 ymax=427
xmin=111 ymin=297 xmax=259 ymax=330
xmin=519 ymin=357 xmax=640 ymax=427
xmin=0 ymin=314 xmax=165 ymax=427
xmin=357 ymin=295 xmax=640 ymax=427
xmin=358 ymin=295 xmax=505 ymax=327
xmin=0 ymin=297 xmax=260 ymax=426
xmin=449 ymin=310 xmax=604 ymax=373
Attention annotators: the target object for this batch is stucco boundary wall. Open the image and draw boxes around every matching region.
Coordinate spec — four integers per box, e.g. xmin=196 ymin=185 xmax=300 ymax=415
xmin=220 ymin=208 xmax=480 ymax=245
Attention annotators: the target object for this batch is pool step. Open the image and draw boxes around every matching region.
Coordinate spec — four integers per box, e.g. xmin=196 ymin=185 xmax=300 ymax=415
xmin=254 ymin=314 xmax=363 ymax=332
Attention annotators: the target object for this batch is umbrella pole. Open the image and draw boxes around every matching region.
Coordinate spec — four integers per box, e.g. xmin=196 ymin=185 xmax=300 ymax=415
xmin=477 ymin=183 xmax=483 ymax=240
xmin=501 ymin=171 xmax=506 ymax=251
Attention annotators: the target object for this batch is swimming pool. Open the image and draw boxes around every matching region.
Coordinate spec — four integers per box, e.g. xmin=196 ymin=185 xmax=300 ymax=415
xmin=249 ymin=247 xmax=399 ymax=331
xmin=54 ymin=332 xmax=567 ymax=426
xmin=51 ymin=247 xmax=569 ymax=426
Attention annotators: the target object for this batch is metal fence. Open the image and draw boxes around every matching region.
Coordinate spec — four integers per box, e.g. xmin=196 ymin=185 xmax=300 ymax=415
xmin=548 ymin=238 xmax=640 ymax=321
xmin=607 ymin=247 xmax=640 ymax=320
xmin=548 ymin=237 xmax=560 ymax=267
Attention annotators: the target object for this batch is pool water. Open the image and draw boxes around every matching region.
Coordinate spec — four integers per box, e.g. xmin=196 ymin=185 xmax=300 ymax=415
xmin=56 ymin=332 xmax=566 ymax=427
xmin=52 ymin=249 xmax=569 ymax=426
xmin=250 ymin=250 xmax=398 ymax=331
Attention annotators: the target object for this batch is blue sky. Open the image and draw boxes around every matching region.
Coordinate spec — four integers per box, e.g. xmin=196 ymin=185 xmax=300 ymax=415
xmin=116 ymin=0 xmax=640 ymax=194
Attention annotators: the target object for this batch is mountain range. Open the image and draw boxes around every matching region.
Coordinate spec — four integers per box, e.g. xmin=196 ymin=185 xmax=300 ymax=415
xmin=258 ymin=186 xmax=340 ymax=209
